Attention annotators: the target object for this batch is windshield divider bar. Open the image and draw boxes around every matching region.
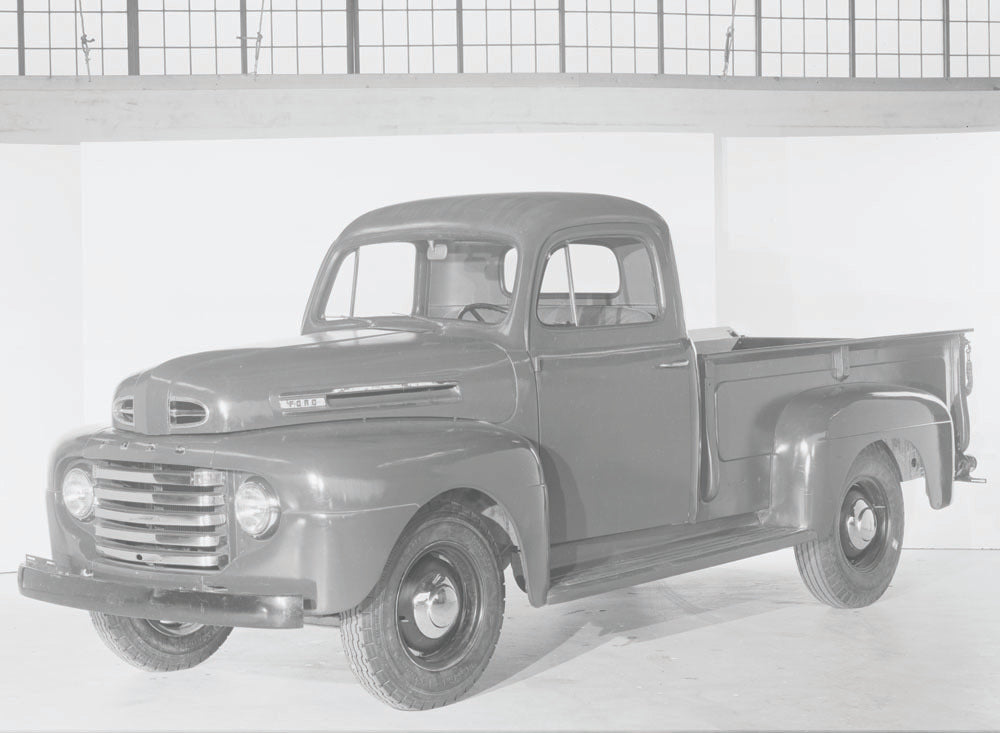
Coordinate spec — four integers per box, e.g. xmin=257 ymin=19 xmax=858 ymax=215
xmin=349 ymin=249 xmax=360 ymax=317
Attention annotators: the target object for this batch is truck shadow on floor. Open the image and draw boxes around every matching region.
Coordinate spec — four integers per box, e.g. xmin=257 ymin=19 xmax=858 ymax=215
xmin=474 ymin=562 xmax=813 ymax=696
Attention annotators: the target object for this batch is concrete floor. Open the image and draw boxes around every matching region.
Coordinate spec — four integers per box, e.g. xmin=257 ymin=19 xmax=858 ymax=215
xmin=1 ymin=549 xmax=997 ymax=731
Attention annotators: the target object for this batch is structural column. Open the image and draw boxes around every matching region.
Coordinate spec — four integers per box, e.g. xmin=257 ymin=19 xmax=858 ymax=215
xmin=848 ymin=0 xmax=856 ymax=77
xmin=942 ymin=0 xmax=951 ymax=78
xmin=239 ymin=0 xmax=248 ymax=74
xmin=657 ymin=0 xmax=664 ymax=74
xmin=456 ymin=0 xmax=464 ymax=73
xmin=754 ymin=0 xmax=762 ymax=76
xmin=558 ymin=0 xmax=566 ymax=72
xmin=126 ymin=0 xmax=139 ymax=75
xmin=16 ymin=0 xmax=25 ymax=76
xmin=346 ymin=0 xmax=360 ymax=73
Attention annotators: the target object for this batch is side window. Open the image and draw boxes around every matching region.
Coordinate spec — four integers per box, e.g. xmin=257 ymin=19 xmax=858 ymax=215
xmin=548 ymin=243 xmax=619 ymax=294
xmin=536 ymin=238 xmax=659 ymax=327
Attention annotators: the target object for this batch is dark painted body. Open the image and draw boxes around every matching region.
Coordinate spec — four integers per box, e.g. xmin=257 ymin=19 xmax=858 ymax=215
xmin=20 ymin=193 xmax=975 ymax=623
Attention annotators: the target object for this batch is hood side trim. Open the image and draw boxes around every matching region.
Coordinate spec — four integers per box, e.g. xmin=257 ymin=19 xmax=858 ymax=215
xmin=277 ymin=381 xmax=461 ymax=414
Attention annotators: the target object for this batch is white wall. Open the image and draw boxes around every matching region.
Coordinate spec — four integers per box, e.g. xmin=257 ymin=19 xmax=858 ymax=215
xmin=719 ymin=133 xmax=1000 ymax=548
xmin=79 ymin=132 xmax=718 ymax=423
xmin=0 ymin=145 xmax=84 ymax=570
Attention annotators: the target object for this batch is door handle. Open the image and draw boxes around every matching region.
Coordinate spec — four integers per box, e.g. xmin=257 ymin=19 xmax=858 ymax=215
xmin=656 ymin=359 xmax=690 ymax=369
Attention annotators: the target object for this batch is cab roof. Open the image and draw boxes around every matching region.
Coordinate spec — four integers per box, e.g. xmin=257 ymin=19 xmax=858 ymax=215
xmin=337 ymin=192 xmax=669 ymax=251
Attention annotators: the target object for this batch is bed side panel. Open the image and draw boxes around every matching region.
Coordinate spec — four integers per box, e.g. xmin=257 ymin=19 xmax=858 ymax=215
xmin=699 ymin=333 xmax=959 ymax=519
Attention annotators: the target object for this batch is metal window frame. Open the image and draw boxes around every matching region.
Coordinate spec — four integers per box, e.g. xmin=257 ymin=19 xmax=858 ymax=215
xmin=5 ymin=0 xmax=998 ymax=79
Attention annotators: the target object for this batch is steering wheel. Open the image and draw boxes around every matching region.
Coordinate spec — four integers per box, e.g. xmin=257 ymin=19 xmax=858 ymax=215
xmin=457 ymin=302 xmax=509 ymax=323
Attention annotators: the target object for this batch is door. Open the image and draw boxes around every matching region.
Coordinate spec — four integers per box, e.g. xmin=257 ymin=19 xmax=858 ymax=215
xmin=530 ymin=230 xmax=697 ymax=545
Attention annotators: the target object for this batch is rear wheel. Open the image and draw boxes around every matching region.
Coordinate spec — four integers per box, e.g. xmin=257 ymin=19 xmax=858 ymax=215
xmin=340 ymin=501 xmax=505 ymax=710
xmin=795 ymin=444 xmax=904 ymax=608
xmin=90 ymin=612 xmax=232 ymax=671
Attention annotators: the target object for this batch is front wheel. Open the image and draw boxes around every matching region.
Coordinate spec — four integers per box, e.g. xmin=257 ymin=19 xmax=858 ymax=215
xmin=91 ymin=613 xmax=232 ymax=671
xmin=340 ymin=501 xmax=506 ymax=710
xmin=795 ymin=444 xmax=904 ymax=608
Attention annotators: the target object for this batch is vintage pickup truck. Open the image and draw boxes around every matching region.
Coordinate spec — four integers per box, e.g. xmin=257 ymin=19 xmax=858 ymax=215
xmin=20 ymin=193 xmax=978 ymax=710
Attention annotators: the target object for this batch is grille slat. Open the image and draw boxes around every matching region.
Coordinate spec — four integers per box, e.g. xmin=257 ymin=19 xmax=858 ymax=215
xmin=93 ymin=461 xmax=229 ymax=571
xmin=96 ymin=506 xmax=226 ymax=528
xmin=95 ymin=524 xmax=225 ymax=548
xmin=94 ymin=465 xmax=220 ymax=487
xmin=96 ymin=486 xmax=226 ymax=508
xmin=96 ymin=545 xmax=226 ymax=569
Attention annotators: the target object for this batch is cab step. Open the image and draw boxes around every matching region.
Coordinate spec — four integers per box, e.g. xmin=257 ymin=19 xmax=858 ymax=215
xmin=546 ymin=524 xmax=814 ymax=604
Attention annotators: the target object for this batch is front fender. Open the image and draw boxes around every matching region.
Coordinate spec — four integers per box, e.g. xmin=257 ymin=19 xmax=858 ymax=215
xmin=51 ymin=420 xmax=548 ymax=614
xmin=767 ymin=383 xmax=954 ymax=535
xmin=207 ymin=418 xmax=549 ymax=611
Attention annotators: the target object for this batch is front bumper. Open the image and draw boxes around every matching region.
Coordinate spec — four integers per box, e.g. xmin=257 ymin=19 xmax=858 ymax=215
xmin=18 ymin=555 xmax=304 ymax=629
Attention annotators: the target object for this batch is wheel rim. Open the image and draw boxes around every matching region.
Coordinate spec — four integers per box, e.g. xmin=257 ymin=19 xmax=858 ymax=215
xmin=395 ymin=543 xmax=482 ymax=672
xmin=146 ymin=620 xmax=205 ymax=637
xmin=839 ymin=478 xmax=890 ymax=571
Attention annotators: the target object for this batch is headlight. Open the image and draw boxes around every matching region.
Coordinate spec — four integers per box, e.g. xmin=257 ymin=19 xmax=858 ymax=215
xmin=234 ymin=478 xmax=280 ymax=538
xmin=62 ymin=466 xmax=95 ymax=521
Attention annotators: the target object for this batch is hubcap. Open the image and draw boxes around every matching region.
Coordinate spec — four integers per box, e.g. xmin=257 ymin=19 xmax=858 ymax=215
xmin=412 ymin=574 xmax=461 ymax=639
xmin=147 ymin=620 xmax=204 ymax=637
xmin=395 ymin=545 xmax=482 ymax=671
xmin=845 ymin=498 xmax=878 ymax=550
xmin=839 ymin=479 xmax=890 ymax=571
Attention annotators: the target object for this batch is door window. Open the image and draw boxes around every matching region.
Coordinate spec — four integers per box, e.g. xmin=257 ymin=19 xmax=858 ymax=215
xmin=536 ymin=237 xmax=659 ymax=327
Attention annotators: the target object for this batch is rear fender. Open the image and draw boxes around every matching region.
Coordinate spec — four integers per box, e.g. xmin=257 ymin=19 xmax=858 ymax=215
xmin=767 ymin=383 xmax=954 ymax=536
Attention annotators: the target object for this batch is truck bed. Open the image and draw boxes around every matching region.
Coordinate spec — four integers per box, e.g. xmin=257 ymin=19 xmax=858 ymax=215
xmin=691 ymin=327 xmax=972 ymax=521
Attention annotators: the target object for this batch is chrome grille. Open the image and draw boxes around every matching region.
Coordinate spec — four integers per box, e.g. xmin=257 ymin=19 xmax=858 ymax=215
xmin=93 ymin=462 xmax=229 ymax=570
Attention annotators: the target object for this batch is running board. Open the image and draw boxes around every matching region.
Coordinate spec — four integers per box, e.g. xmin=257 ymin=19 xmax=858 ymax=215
xmin=546 ymin=525 xmax=814 ymax=604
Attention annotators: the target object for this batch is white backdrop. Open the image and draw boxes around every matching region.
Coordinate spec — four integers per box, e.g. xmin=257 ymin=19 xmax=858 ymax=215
xmin=719 ymin=133 xmax=1000 ymax=549
xmin=0 ymin=145 xmax=83 ymax=571
xmin=2 ymin=130 xmax=997 ymax=570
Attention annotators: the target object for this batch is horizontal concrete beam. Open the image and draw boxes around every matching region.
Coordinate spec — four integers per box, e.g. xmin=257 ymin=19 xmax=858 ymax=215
xmin=1 ymin=74 xmax=998 ymax=143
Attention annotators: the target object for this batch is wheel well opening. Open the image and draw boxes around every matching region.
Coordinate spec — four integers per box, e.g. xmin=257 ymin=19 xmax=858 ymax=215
xmin=875 ymin=437 xmax=925 ymax=484
xmin=425 ymin=488 xmax=522 ymax=581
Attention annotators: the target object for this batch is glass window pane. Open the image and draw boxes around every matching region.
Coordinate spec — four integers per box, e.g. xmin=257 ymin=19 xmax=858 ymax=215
xmin=326 ymin=250 xmax=357 ymax=318
xmin=354 ymin=242 xmax=416 ymax=317
xmin=568 ymin=243 xmax=620 ymax=293
xmin=502 ymin=248 xmax=518 ymax=292
xmin=540 ymin=246 xmax=570 ymax=294
xmin=538 ymin=239 xmax=657 ymax=328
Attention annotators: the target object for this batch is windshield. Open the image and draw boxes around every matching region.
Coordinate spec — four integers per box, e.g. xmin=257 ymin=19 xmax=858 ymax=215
xmin=324 ymin=239 xmax=517 ymax=326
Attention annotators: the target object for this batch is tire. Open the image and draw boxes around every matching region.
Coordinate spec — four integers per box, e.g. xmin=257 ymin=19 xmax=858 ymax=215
xmin=340 ymin=500 xmax=506 ymax=711
xmin=90 ymin=613 xmax=232 ymax=671
xmin=795 ymin=443 xmax=904 ymax=609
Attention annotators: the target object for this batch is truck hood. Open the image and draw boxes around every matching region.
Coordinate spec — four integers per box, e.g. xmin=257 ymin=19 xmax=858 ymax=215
xmin=112 ymin=328 xmax=517 ymax=435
